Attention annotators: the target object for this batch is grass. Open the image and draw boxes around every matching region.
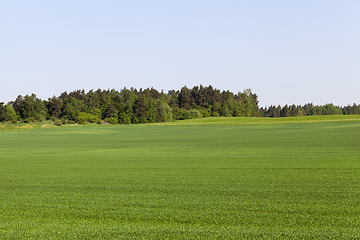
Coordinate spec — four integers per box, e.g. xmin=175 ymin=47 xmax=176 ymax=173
xmin=0 ymin=116 xmax=360 ymax=238
xmin=0 ymin=121 xmax=55 ymax=131
xmin=146 ymin=114 xmax=360 ymax=126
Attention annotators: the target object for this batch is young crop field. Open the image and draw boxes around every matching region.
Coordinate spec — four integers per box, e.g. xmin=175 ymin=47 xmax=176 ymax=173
xmin=0 ymin=116 xmax=360 ymax=239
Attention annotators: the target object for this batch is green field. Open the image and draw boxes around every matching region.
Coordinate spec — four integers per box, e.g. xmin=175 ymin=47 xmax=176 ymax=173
xmin=1 ymin=116 xmax=360 ymax=239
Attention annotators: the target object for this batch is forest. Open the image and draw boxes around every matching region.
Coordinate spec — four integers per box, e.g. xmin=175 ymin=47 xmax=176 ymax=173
xmin=0 ymin=85 xmax=359 ymax=124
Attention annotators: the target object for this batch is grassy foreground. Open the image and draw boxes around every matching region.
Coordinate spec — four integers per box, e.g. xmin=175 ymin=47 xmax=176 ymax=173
xmin=0 ymin=116 xmax=360 ymax=238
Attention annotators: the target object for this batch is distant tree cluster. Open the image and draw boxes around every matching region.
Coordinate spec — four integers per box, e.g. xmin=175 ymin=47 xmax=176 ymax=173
xmin=0 ymin=85 xmax=260 ymax=125
xmin=260 ymin=103 xmax=360 ymax=117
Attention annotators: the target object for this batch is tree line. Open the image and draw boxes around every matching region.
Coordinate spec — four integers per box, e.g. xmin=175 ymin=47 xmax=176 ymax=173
xmin=260 ymin=103 xmax=360 ymax=117
xmin=0 ymin=85 xmax=359 ymax=125
xmin=0 ymin=85 xmax=259 ymax=125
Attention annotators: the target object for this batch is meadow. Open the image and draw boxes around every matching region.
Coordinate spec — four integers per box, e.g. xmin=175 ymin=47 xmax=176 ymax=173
xmin=0 ymin=116 xmax=360 ymax=239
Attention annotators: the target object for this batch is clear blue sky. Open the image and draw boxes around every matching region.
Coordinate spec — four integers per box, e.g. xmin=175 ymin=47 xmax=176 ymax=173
xmin=1 ymin=0 xmax=359 ymax=107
